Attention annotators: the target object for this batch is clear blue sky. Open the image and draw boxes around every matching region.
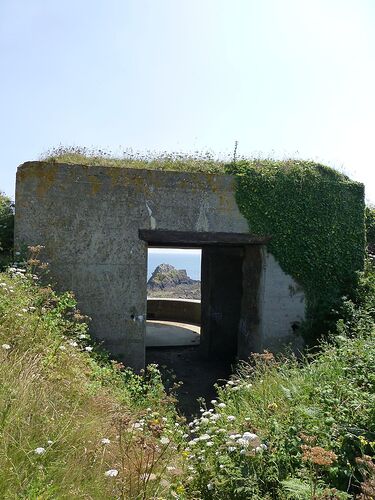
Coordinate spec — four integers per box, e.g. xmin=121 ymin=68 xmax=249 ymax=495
xmin=1 ymin=0 xmax=374 ymax=202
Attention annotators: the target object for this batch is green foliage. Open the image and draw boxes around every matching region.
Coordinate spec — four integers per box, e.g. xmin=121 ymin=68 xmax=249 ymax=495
xmin=366 ymin=205 xmax=375 ymax=256
xmin=183 ymin=263 xmax=375 ymax=499
xmin=0 ymin=193 xmax=14 ymax=270
xmin=0 ymin=264 xmax=185 ymax=498
xmin=227 ymin=159 xmax=366 ymax=342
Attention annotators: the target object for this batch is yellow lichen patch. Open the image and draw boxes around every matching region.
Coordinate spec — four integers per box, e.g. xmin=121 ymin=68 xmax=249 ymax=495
xmin=18 ymin=163 xmax=59 ymax=198
xmin=87 ymin=175 xmax=102 ymax=196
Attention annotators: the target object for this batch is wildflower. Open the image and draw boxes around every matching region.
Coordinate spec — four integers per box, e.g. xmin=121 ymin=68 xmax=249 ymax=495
xmin=227 ymin=415 xmax=236 ymax=422
xmin=59 ymin=345 xmax=66 ymax=351
xmin=243 ymin=432 xmax=258 ymax=441
xmin=237 ymin=438 xmax=249 ymax=447
xmin=218 ymin=403 xmax=226 ymax=408
xmin=140 ymin=472 xmax=157 ymax=480
xmin=34 ymin=447 xmax=46 ymax=455
xmin=200 ymin=434 xmax=211 ymax=441
xmin=160 ymin=436 xmax=170 ymax=445
xmin=228 ymin=446 xmax=236 ymax=452
xmin=1 ymin=344 xmax=11 ymax=350
xmin=101 ymin=438 xmax=111 ymax=445
xmin=302 ymin=445 xmax=337 ymax=466
xmin=211 ymin=399 xmax=217 ymax=404
xmin=69 ymin=340 xmax=78 ymax=347
xmin=21 ymin=308 xmax=28 ymax=313
xmin=105 ymin=469 xmax=119 ymax=477
xmin=206 ymin=441 xmax=214 ymax=446
xmin=85 ymin=346 xmax=93 ymax=352
xmin=47 ymin=440 xmax=53 ymax=445
xmin=207 ymin=483 xmax=213 ymax=490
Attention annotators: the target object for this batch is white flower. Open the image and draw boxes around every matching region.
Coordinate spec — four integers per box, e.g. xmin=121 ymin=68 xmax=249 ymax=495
xmin=105 ymin=469 xmax=119 ymax=477
xmin=217 ymin=403 xmax=226 ymax=408
xmin=207 ymin=483 xmax=213 ymax=490
xmin=237 ymin=438 xmax=249 ymax=447
xmin=228 ymin=446 xmax=236 ymax=452
xmin=34 ymin=447 xmax=46 ymax=455
xmin=160 ymin=436 xmax=170 ymax=445
xmin=59 ymin=345 xmax=66 ymax=351
xmin=210 ymin=414 xmax=220 ymax=421
xmin=69 ymin=340 xmax=78 ymax=347
xmin=2 ymin=344 xmax=11 ymax=350
xmin=243 ymin=432 xmax=258 ymax=441
xmin=85 ymin=346 xmax=93 ymax=352
xmin=240 ymin=449 xmax=247 ymax=455
xmin=101 ymin=438 xmax=111 ymax=445
xmin=21 ymin=308 xmax=28 ymax=313
xmin=140 ymin=472 xmax=157 ymax=480
xmin=211 ymin=399 xmax=217 ymax=404
xmin=47 ymin=440 xmax=53 ymax=445
xmin=206 ymin=441 xmax=214 ymax=446
xmin=227 ymin=415 xmax=236 ymax=422
xmin=199 ymin=434 xmax=211 ymax=441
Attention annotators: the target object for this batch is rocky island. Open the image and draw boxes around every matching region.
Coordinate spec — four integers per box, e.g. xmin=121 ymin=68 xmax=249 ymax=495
xmin=147 ymin=263 xmax=201 ymax=299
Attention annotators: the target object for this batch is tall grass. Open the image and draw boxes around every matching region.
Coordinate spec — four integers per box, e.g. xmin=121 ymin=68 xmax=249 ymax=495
xmin=0 ymin=261 xmax=186 ymax=498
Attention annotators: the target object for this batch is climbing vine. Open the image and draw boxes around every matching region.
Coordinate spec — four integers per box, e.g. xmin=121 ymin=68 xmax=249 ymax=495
xmin=227 ymin=159 xmax=366 ymax=342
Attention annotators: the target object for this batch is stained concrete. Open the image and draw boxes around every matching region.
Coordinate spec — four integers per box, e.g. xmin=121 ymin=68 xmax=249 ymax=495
xmin=145 ymin=320 xmax=200 ymax=347
xmin=15 ymin=161 xmax=307 ymax=370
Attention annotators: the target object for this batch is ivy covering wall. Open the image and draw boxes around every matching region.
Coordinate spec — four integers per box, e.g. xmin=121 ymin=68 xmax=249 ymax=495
xmin=227 ymin=160 xmax=366 ymax=341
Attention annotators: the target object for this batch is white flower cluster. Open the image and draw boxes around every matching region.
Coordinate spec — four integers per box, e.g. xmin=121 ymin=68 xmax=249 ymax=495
xmin=184 ymin=391 xmax=268 ymax=465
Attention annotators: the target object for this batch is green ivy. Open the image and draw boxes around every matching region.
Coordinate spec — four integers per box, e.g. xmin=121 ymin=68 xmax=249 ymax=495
xmin=0 ymin=193 xmax=14 ymax=270
xmin=365 ymin=205 xmax=375 ymax=256
xmin=226 ymin=159 xmax=366 ymax=342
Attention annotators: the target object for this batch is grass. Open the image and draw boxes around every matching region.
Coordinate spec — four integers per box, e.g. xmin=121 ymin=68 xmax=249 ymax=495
xmin=0 ymin=255 xmax=187 ymax=499
xmin=40 ymin=146 xmax=227 ymax=174
xmin=1 ymin=246 xmax=374 ymax=498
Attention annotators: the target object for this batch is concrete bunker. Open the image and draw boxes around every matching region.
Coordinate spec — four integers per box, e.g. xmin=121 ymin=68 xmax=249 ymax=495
xmin=15 ymin=161 xmax=307 ymax=371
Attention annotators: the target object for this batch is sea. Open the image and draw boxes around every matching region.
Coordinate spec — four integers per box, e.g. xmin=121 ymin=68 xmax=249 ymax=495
xmin=147 ymin=248 xmax=201 ymax=281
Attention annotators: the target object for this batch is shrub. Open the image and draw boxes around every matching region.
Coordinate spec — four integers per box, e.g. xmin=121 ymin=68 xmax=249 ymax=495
xmin=181 ymin=262 xmax=375 ymax=499
xmin=0 ymin=193 xmax=14 ymax=270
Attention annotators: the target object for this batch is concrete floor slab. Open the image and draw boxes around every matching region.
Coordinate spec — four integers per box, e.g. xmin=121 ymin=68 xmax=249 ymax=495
xmin=146 ymin=320 xmax=200 ymax=347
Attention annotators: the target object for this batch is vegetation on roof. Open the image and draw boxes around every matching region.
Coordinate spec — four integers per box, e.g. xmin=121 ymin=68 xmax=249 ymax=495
xmin=40 ymin=146 xmax=227 ymax=174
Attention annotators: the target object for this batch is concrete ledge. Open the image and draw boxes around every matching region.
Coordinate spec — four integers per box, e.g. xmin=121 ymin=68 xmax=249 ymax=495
xmin=147 ymin=298 xmax=201 ymax=325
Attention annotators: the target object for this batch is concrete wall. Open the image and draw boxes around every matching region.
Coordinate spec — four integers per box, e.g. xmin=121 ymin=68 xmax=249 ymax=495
xmin=147 ymin=298 xmax=201 ymax=325
xmin=15 ymin=161 xmax=306 ymax=369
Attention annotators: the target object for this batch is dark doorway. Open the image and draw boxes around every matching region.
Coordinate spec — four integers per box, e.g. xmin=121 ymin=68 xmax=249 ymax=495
xmin=200 ymin=247 xmax=244 ymax=364
xmin=139 ymin=230 xmax=266 ymax=417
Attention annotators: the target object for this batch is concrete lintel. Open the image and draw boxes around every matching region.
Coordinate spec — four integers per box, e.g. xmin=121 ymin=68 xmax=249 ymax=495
xmin=139 ymin=229 xmax=270 ymax=246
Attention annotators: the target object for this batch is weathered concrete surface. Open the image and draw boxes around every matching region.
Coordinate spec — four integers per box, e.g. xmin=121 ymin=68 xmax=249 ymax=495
xmin=146 ymin=320 xmax=200 ymax=347
xmin=147 ymin=298 xmax=201 ymax=325
xmin=15 ymin=161 xmax=306 ymax=369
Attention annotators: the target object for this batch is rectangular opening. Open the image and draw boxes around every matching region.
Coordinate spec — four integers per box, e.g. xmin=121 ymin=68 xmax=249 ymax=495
xmin=146 ymin=247 xmax=202 ymax=348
